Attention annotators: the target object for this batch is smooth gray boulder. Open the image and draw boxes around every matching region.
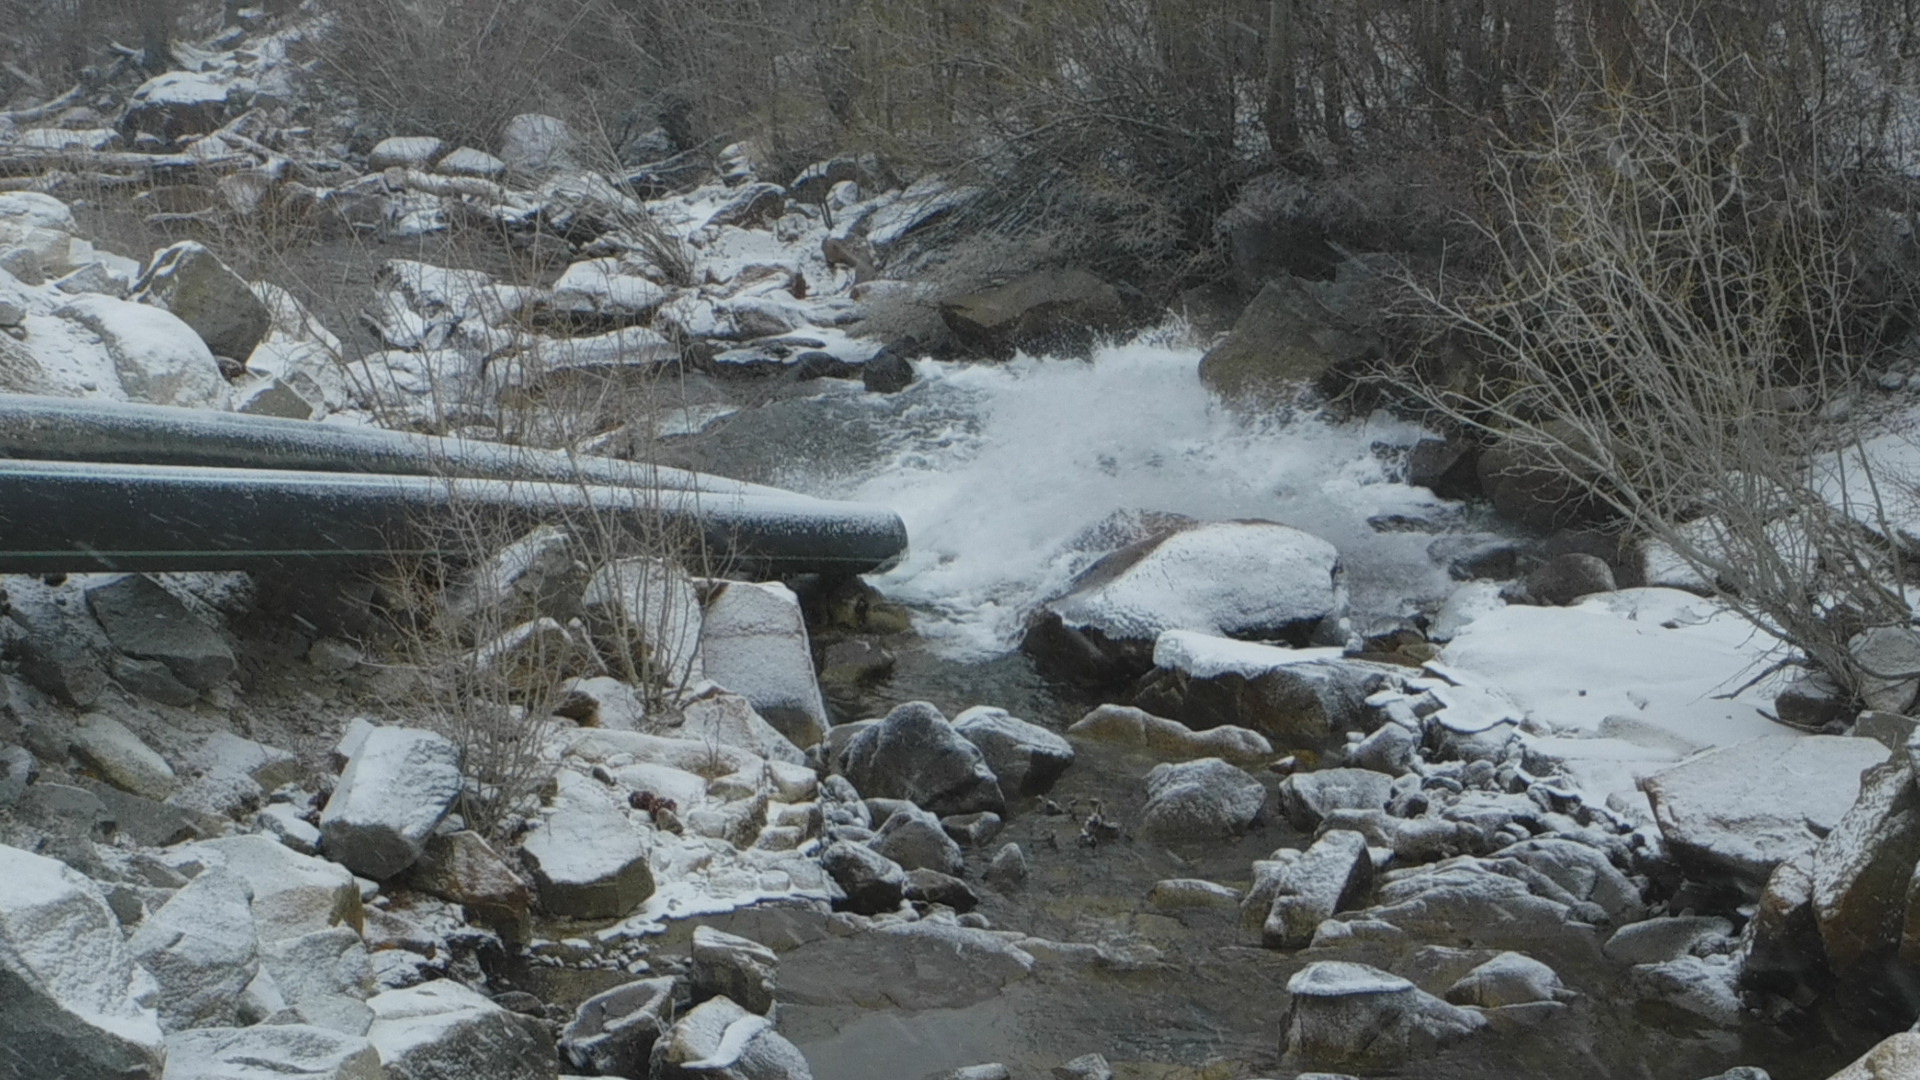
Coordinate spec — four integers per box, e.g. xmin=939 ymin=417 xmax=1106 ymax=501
xmin=650 ymin=995 xmax=813 ymax=1080
xmin=869 ymin=805 xmax=966 ymax=876
xmin=131 ymin=240 xmax=273 ymax=361
xmin=127 ymin=867 xmax=259 ymax=1031
xmin=366 ymin=979 xmax=556 ymax=1080
xmin=69 ymin=712 xmax=178 ymax=800
xmin=319 ymin=726 xmax=463 ymax=880
xmin=820 ymin=841 xmax=906 ymax=915
xmin=1279 ymin=961 xmax=1487 ymax=1072
xmin=1604 ymin=916 xmax=1735 ymax=966
xmin=1138 ymin=757 xmax=1266 ymax=843
xmin=0 ymin=843 xmax=166 ymax=1079
xmin=560 ymin=977 xmax=676 ymax=1076
xmin=838 ymin=701 xmax=1005 ymax=816
xmin=699 ymin=581 xmax=830 ymax=749
xmin=161 ymin=1024 xmax=385 ymax=1080
xmin=1443 ymin=951 xmax=1571 ymax=1007
xmin=692 ymin=925 xmax=779 ymax=1016
xmin=953 ymin=706 xmax=1075 ymax=799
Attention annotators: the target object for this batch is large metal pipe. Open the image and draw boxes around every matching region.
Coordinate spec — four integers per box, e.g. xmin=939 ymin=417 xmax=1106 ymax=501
xmin=0 ymin=394 xmax=791 ymax=498
xmin=0 ymin=459 xmax=908 ymax=576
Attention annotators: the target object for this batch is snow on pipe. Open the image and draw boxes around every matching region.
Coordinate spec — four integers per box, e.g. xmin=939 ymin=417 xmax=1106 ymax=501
xmin=0 ymin=393 xmax=791 ymax=498
xmin=0 ymin=459 xmax=909 ymax=576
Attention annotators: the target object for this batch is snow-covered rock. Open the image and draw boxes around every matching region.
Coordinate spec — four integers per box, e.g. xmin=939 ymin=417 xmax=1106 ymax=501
xmin=698 ymin=581 xmax=829 ymax=750
xmin=650 ymin=995 xmax=812 ymax=1080
xmin=499 ymin=114 xmax=579 ymax=180
xmin=161 ymin=1024 xmax=385 ymax=1080
xmin=120 ymin=70 xmax=233 ymax=140
xmin=318 ymin=726 xmax=463 ymax=880
xmin=0 ymin=843 xmax=166 ymax=1078
xmin=0 ymin=191 xmax=79 ymax=270
xmin=837 ymin=701 xmax=1004 ymax=817
xmin=400 ymin=830 xmax=534 ymax=944
xmin=560 ymin=977 xmax=677 ymax=1076
xmin=868 ymin=804 xmax=964 ymax=876
xmin=551 ymin=257 xmax=669 ymax=320
xmin=1810 ymin=761 xmax=1920 ymax=973
xmin=952 ymin=706 xmax=1075 ymax=799
xmin=179 ymin=835 xmax=364 ymax=943
xmin=57 ymin=293 xmax=230 ymax=408
xmin=131 ymin=240 xmax=273 ymax=361
xmin=1849 ymin=626 xmax=1920 ymax=714
xmin=366 ymin=980 xmax=556 ymax=1080
xmin=1640 ymin=735 xmax=1888 ymax=885
xmin=1137 ymin=757 xmax=1265 ymax=843
xmin=258 ymin=927 xmax=375 ymax=1036
xmin=581 ymin=558 xmax=704 ymax=686
xmin=1260 ymin=829 xmax=1374 ymax=948
xmin=435 ymin=146 xmax=506 ymax=178
xmin=518 ymin=769 xmax=654 ymax=918
xmin=680 ymin=691 xmax=806 ymax=766
xmin=1066 ymin=703 xmax=1272 ymax=764
xmin=692 ymin=925 xmax=779 ymax=1016
xmin=369 ymin=136 xmax=447 ymax=170
xmin=69 ymin=712 xmax=178 ymax=800
xmin=1279 ymin=960 xmax=1486 ymax=1072
xmin=128 ymin=867 xmax=259 ymax=1031
xmin=1444 ymin=952 xmax=1571 ymax=1008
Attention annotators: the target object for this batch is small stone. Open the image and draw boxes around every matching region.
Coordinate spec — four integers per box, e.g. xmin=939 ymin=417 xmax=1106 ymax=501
xmin=985 ymin=843 xmax=1028 ymax=889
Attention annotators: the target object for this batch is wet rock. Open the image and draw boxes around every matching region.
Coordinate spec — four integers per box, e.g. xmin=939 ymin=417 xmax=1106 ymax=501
xmin=862 ymin=347 xmax=915 ymax=393
xmin=366 ymin=979 xmax=556 ymax=1080
xmin=1279 ymin=960 xmax=1487 ymax=1072
xmin=128 ymin=867 xmax=259 ymax=1031
xmin=1812 ymin=761 xmax=1920 ymax=974
xmin=1316 ymin=858 xmax=1579 ymax=951
xmin=904 ymin=868 xmax=978 ymax=912
xmin=1262 ymin=829 xmax=1374 ymax=948
xmin=820 ymin=841 xmax=906 ymax=915
xmin=1066 ymin=703 xmax=1272 ymax=764
xmin=838 ymin=701 xmax=1004 ymax=816
xmin=1519 ymin=553 xmax=1617 ymax=606
xmin=940 ymin=268 xmax=1143 ymax=359
xmin=259 ymin=926 xmax=374 ymax=1036
xmin=985 ymin=843 xmax=1029 ymax=889
xmin=86 ymin=574 xmax=234 ymax=689
xmin=1604 ymin=916 xmax=1735 ymax=966
xmin=1278 ymin=768 xmax=1394 ymax=832
xmin=926 ymin=1067 xmax=1011 ymax=1080
xmin=560 ymin=976 xmax=676 ymax=1076
xmin=952 ymin=706 xmax=1075 ymax=799
xmin=400 ymin=830 xmax=534 ymax=944
xmin=1693 ymin=1070 xmax=1771 ymax=1080
xmin=1851 ymin=627 xmax=1920 ymax=714
xmin=70 ymin=712 xmax=178 ymax=800
xmin=131 ymin=240 xmax=272 ymax=362
xmin=182 ymin=835 xmax=364 ymax=943
xmin=1052 ymin=1054 xmax=1115 ymax=1080
xmin=649 ymin=995 xmax=812 ymax=1079
xmin=1406 ymin=436 xmax=1482 ymax=500
xmin=8 ymin=599 xmax=109 ymax=707
xmin=1024 ymin=521 xmax=1342 ymax=687
xmin=699 ymin=581 xmax=830 ymax=749
xmin=1138 ymin=758 xmax=1266 ymax=843
xmin=1475 ymin=425 xmax=1613 ymax=530
xmin=1640 ymin=735 xmax=1887 ymax=886
xmin=1443 ymin=952 xmax=1570 ymax=1007
xmin=870 ymin=804 xmax=966 ymax=875
xmin=161 ymin=1024 xmax=385 ymax=1080
xmin=0 ymin=843 xmax=165 ymax=1078
xmin=519 ymin=770 xmax=654 ymax=919
xmin=1198 ymin=275 xmax=1375 ymax=402
xmin=318 ymin=726 xmax=463 ymax=880
xmin=1428 ymin=535 xmax=1524 ymax=581
xmin=692 ymin=925 xmax=779 ymax=1015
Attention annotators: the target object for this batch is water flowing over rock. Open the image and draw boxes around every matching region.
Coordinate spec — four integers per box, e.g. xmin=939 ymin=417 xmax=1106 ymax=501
xmin=838 ymin=701 xmax=1005 ymax=816
xmin=318 ymin=726 xmax=463 ymax=880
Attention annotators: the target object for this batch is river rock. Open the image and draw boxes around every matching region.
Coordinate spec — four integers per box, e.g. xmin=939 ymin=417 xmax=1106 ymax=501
xmin=698 ymin=581 xmax=830 ymax=749
xmin=1138 ymin=757 xmax=1266 ymax=843
xmin=681 ymin=691 xmax=807 ymax=765
xmin=1279 ymin=960 xmax=1487 ymax=1072
xmin=1443 ymin=952 xmax=1570 ymax=1007
xmin=581 ymin=557 xmax=704 ymax=686
xmin=369 ymin=136 xmax=446 ymax=169
xmin=0 ymin=843 xmax=166 ymax=1079
xmin=1197 ymin=275 xmax=1375 ymax=402
xmin=560 ymin=977 xmax=676 ymax=1076
xmin=869 ymin=804 xmax=965 ymax=875
xmin=1024 ymin=522 xmax=1342 ymax=686
xmin=1811 ymin=761 xmax=1920 ymax=974
xmin=1851 ymin=626 xmax=1920 ymax=714
xmin=131 ymin=240 xmax=272 ymax=361
xmin=1066 ymin=703 xmax=1272 ymax=764
xmin=986 ymin=842 xmax=1029 ymax=889
xmin=1262 ymin=829 xmax=1374 ymax=948
xmin=85 ymin=573 xmax=235 ymax=689
xmin=70 ymin=712 xmax=178 ymax=800
xmin=367 ymin=979 xmax=556 ymax=1080
xmin=400 ymin=829 xmax=533 ymax=943
xmin=1132 ymin=636 xmax=1382 ymax=747
xmin=904 ymin=867 xmax=979 ymax=911
xmin=692 ymin=925 xmax=779 ymax=1016
xmin=318 ymin=726 xmax=463 ymax=880
xmin=161 ymin=1024 xmax=385 ymax=1080
xmin=953 ymin=706 xmax=1075 ymax=798
xmin=650 ymin=995 xmax=813 ymax=1079
xmin=1317 ymin=858 xmax=1580 ymax=951
xmin=820 ymin=840 xmax=907 ymax=914
xmin=499 ymin=113 xmax=579 ymax=179
xmin=1052 ymin=1054 xmax=1115 ymax=1080
xmin=519 ymin=769 xmax=654 ymax=918
xmin=128 ymin=867 xmax=259 ymax=1031
xmin=939 ymin=268 xmax=1142 ymax=359
xmin=57 ymin=293 xmax=230 ymax=408
xmin=120 ymin=70 xmax=232 ymax=141
xmin=838 ymin=701 xmax=1004 ymax=816
xmin=1825 ymin=1033 xmax=1920 ymax=1080
xmin=178 ymin=834 xmax=364 ymax=942
xmin=1604 ymin=916 xmax=1735 ymax=966
xmin=259 ymin=927 xmax=375 ymax=1036
xmin=1520 ymin=553 xmax=1617 ymax=606
xmin=1475 ymin=424 xmax=1612 ymax=530
xmin=1278 ymin=768 xmax=1395 ymax=831
xmin=0 ymin=192 xmax=77 ymax=269
xmin=1640 ymin=735 xmax=1888 ymax=886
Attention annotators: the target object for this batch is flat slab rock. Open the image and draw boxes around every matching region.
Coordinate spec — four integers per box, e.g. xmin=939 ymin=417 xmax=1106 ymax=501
xmin=1639 ymin=735 xmax=1889 ymax=884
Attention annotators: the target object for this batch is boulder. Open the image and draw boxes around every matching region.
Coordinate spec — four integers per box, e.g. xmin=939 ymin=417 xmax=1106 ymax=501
xmin=861 ymin=347 xmax=915 ymax=393
xmin=176 ymin=835 xmax=364 ymax=943
xmin=1066 ymin=703 xmax=1272 ymax=764
xmin=85 ymin=573 xmax=235 ymax=690
xmin=698 ymin=581 xmax=831 ymax=748
xmin=1604 ymin=916 xmax=1735 ymax=966
xmin=1278 ymin=769 xmax=1394 ymax=832
xmin=1812 ymin=761 xmax=1920 ymax=974
xmin=985 ymin=843 xmax=1029 ymax=889
xmin=838 ymin=701 xmax=1005 ymax=816
xmin=0 ymin=192 xmax=77 ymax=270
xmin=131 ymin=241 xmax=273 ymax=361
xmin=57 ymin=294 xmax=229 ymax=408
xmin=1825 ymin=1033 xmax=1920 ymax=1080
xmin=580 ymin=558 xmax=704 ymax=686
xmin=952 ymin=706 xmax=1075 ymax=799
xmin=1640 ymin=735 xmax=1888 ymax=886
xmin=1262 ymin=829 xmax=1374 ymax=948
xmin=869 ymin=805 xmax=965 ymax=876
xmin=1406 ymin=436 xmax=1483 ymax=501
xmin=649 ymin=996 xmax=813 ymax=1080
xmin=1024 ymin=521 xmax=1343 ymax=686
xmin=1740 ymin=852 xmax=1826 ymax=1003
xmin=680 ymin=691 xmax=807 ymax=765
xmin=518 ymin=769 xmax=654 ymax=918
xmin=499 ymin=114 xmax=579 ymax=179
xmin=560 ymin=977 xmax=676 ymax=1076
xmin=258 ymin=927 xmax=375 ymax=1036
xmin=366 ymin=980 xmax=556 ymax=1080
xmin=692 ymin=925 xmax=779 ymax=1016
xmin=70 ymin=712 xmax=178 ymax=800
xmin=1520 ymin=553 xmax=1617 ymax=606
xmin=1138 ymin=757 xmax=1266 ymax=843
xmin=400 ymin=830 xmax=533 ymax=943
xmin=1132 ymin=640 xmax=1382 ymax=748
xmin=0 ymin=843 xmax=165 ymax=1079
xmin=1197 ymin=276 xmax=1375 ymax=402
xmin=128 ymin=867 xmax=259 ymax=1031
xmin=1475 ymin=425 xmax=1613 ymax=530
xmin=1850 ymin=626 xmax=1920 ymax=714
xmin=1279 ymin=961 xmax=1487 ymax=1072
xmin=903 ymin=868 xmax=979 ymax=912
xmin=368 ymin=136 xmax=447 ymax=169
xmin=1443 ymin=952 xmax=1570 ymax=1008
xmin=318 ymin=726 xmax=463 ymax=880
xmin=161 ymin=1025 xmax=385 ymax=1080
xmin=1052 ymin=1055 xmax=1115 ymax=1080
xmin=939 ymin=269 xmax=1144 ymax=359
xmin=820 ymin=841 xmax=906 ymax=915
xmin=120 ymin=71 xmax=231 ymax=141
xmin=436 ymin=147 xmax=506 ymax=178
